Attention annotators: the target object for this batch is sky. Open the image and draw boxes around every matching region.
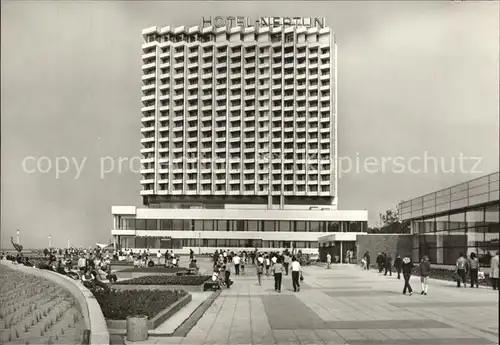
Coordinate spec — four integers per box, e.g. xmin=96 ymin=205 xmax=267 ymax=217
xmin=1 ymin=1 xmax=499 ymax=249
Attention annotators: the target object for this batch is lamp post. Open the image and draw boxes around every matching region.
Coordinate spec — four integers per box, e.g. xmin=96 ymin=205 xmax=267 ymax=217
xmin=16 ymin=230 xmax=20 ymax=245
xmin=198 ymin=231 xmax=201 ymax=255
xmin=48 ymin=235 xmax=52 ymax=248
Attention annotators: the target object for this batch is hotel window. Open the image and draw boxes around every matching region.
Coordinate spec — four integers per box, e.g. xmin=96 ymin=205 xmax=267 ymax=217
xmin=309 ymin=221 xmax=321 ymax=232
xmin=204 ymin=220 xmax=214 ymax=231
xmin=262 ymin=221 xmax=275 ymax=232
xmin=146 ymin=219 xmax=158 ymax=231
xmin=135 ymin=219 xmax=146 ymax=230
xmin=122 ymin=218 xmax=136 ymax=230
xmin=279 ymin=221 xmax=291 ymax=232
xmin=348 ymin=221 xmax=361 ymax=232
xmin=193 ymin=220 xmax=203 ymax=231
xmin=246 ymin=221 xmax=259 ymax=231
xmin=172 ymin=220 xmax=187 ymax=230
xmin=327 ymin=221 xmax=340 ymax=232
xmin=160 ymin=219 xmax=172 ymax=230
xmin=217 ymin=220 xmax=228 ymax=231
xmin=207 ymin=239 xmax=216 ymax=247
xmin=295 ymin=221 xmax=306 ymax=232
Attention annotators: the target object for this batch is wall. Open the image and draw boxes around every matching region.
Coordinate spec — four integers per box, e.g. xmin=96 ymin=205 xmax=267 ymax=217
xmin=356 ymin=234 xmax=413 ymax=265
xmin=0 ymin=261 xmax=109 ymax=345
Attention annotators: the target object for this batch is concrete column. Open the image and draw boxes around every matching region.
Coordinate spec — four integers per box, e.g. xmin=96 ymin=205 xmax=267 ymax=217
xmin=436 ymin=233 xmax=444 ymax=264
xmin=340 ymin=241 xmax=343 ymax=263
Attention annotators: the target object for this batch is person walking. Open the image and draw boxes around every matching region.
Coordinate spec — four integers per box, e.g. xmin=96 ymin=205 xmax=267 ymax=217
xmin=265 ymin=255 xmax=271 ymax=276
xmin=419 ymin=255 xmax=431 ymax=295
xmin=456 ymin=253 xmax=468 ymax=288
xmin=468 ymin=252 xmax=480 ymax=288
xmin=384 ymin=254 xmax=393 ymax=276
xmin=394 ymin=254 xmax=402 ymax=279
xmin=291 ymin=256 xmax=302 ymax=292
xmin=401 ymin=254 xmax=414 ymax=295
xmin=157 ymin=250 xmax=162 ymax=266
xmin=240 ymin=254 xmax=246 ymax=275
xmin=490 ymin=251 xmax=499 ymax=290
xmin=224 ymin=262 xmax=232 ymax=288
xmin=256 ymin=258 xmax=264 ymax=285
xmin=376 ymin=253 xmax=384 ymax=273
xmin=364 ymin=252 xmax=371 ymax=270
xmin=272 ymin=257 xmax=285 ymax=292
xmin=283 ymin=253 xmax=291 ymax=275
xmin=326 ymin=253 xmax=332 ymax=269
xmin=233 ymin=253 xmax=241 ymax=276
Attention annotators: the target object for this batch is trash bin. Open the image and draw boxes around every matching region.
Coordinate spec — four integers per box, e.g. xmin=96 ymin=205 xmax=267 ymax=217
xmin=126 ymin=315 xmax=148 ymax=342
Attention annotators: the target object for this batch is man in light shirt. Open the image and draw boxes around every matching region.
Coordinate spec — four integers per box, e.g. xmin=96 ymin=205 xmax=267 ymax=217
xmin=291 ymin=256 xmax=302 ymax=292
xmin=233 ymin=254 xmax=241 ymax=275
xmin=157 ymin=250 xmax=162 ymax=266
xmin=326 ymin=253 xmax=332 ymax=269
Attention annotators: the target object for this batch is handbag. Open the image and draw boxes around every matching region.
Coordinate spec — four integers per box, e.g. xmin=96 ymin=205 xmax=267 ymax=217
xmin=300 ymin=274 xmax=304 ymax=281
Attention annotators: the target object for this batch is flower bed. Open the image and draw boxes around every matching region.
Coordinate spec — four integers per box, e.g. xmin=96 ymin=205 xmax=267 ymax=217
xmin=94 ymin=289 xmax=192 ymax=332
xmin=117 ymin=275 xmax=211 ymax=286
xmin=117 ymin=266 xmax=186 ymax=273
xmin=93 ymin=289 xmax=187 ymax=320
xmin=411 ymin=267 xmax=491 ymax=286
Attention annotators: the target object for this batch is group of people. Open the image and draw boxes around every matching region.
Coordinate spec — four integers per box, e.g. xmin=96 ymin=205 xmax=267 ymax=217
xmin=1 ymin=247 xmax=118 ymax=292
xmin=361 ymin=250 xmax=500 ymax=295
xmin=210 ymin=249 xmax=304 ymax=293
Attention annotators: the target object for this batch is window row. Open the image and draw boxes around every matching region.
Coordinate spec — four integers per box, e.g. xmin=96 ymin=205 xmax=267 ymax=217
xmin=411 ymin=204 xmax=499 ymax=234
xmin=118 ymin=218 xmax=367 ymax=233
xmin=119 ymin=236 xmax=320 ymax=250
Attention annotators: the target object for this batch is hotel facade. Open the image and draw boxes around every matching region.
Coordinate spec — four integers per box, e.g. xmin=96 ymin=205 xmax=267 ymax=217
xmin=111 ymin=19 xmax=368 ymax=254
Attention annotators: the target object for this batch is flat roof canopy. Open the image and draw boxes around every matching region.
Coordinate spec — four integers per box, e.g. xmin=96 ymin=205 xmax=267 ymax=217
xmin=111 ymin=206 xmax=368 ymax=222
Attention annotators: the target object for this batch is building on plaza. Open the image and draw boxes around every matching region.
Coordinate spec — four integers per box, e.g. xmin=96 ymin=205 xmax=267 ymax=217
xmin=111 ymin=18 xmax=368 ymax=254
xmin=400 ymin=171 xmax=499 ymax=266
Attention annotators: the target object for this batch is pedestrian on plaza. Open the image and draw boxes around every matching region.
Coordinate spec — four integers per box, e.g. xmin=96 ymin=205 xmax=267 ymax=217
xmin=326 ymin=253 xmax=332 ymax=269
xmin=455 ymin=253 xmax=468 ymax=288
xmin=283 ymin=253 xmax=291 ymax=275
xmin=364 ymin=252 xmax=371 ymax=270
xmin=157 ymin=250 xmax=162 ymax=266
xmin=468 ymin=252 xmax=480 ymax=288
xmin=224 ymin=262 xmax=232 ymax=288
xmin=256 ymin=258 xmax=264 ymax=285
xmin=394 ymin=254 xmax=402 ymax=279
xmin=240 ymin=253 xmax=246 ymax=275
xmin=265 ymin=255 xmax=271 ymax=275
xmin=384 ymin=253 xmax=393 ymax=276
xmin=233 ymin=253 xmax=241 ymax=275
xmin=291 ymin=256 xmax=302 ymax=292
xmin=401 ymin=253 xmax=414 ymax=296
xmin=419 ymin=255 xmax=431 ymax=295
xmin=490 ymin=251 xmax=499 ymax=290
xmin=272 ymin=257 xmax=285 ymax=292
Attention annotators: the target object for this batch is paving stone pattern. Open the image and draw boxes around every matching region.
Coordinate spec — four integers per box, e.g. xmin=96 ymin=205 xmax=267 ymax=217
xmin=131 ymin=260 xmax=499 ymax=345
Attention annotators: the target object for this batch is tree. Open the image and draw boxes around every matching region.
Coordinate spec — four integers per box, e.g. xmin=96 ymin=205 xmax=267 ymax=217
xmin=368 ymin=205 xmax=410 ymax=234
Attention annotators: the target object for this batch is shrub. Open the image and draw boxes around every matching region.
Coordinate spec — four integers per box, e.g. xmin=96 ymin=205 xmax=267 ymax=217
xmin=118 ymin=275 xmax=211 ymax=286
xmin=92 ymin=289 xmax=187 ymax=320
xmin=118 ymin=266 xmax=187 ymax=273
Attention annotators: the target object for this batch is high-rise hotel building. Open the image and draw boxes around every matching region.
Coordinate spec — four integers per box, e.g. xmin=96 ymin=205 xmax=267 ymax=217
xmin=111 ymin=19 xmax=368 ymax=254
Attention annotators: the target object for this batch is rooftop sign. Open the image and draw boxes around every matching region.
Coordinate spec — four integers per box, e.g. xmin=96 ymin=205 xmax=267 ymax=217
xmin=201 ymin=16 xmax=326 ymax=30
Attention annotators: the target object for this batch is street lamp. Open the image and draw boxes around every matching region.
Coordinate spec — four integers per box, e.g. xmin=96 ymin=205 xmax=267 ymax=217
xmin=48 ymin=235 xmax=52 ymax=248
xmin=16 ymin=230 xmax=20 ymax=245
xmin=198 ymin=231 xmax=201 ymax=255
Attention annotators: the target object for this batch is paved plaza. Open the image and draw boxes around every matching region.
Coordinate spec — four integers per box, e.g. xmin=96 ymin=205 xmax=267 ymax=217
xmin=129 ymin=261 xmax=499 ymax=345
